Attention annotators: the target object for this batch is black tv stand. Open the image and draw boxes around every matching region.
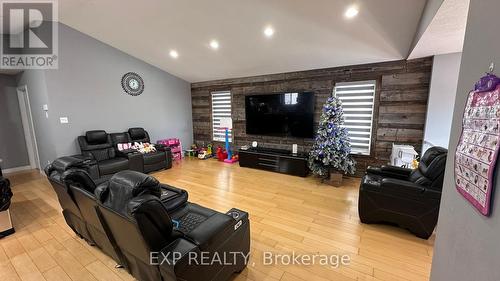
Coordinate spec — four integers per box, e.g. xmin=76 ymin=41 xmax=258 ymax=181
xmin=238 ymin=147 xmax=309 ymax=177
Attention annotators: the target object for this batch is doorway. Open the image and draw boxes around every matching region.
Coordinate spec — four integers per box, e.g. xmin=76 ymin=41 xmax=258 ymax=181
xmin=16 ymin=85 xmax=40 ymax=170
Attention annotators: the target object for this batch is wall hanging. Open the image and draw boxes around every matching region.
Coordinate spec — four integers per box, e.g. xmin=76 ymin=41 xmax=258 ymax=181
xmin=455 ymin=66 xmax=500 ymax=216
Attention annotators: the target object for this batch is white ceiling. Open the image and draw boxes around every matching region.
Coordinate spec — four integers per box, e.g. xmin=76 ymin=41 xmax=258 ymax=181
xmin=409 ymin=0 xmax=470 ymax=59
xmin=59 ymin=0 xmax=427 ymax=82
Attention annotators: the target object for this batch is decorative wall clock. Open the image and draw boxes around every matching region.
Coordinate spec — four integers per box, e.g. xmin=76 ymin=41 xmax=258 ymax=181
xmin=121 ymin=72 xmax=144 ymax=96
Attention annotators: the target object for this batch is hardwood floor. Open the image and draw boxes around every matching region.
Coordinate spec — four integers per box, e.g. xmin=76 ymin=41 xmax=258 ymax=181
xmin=1 ymin=158 xmax=435 ymax=281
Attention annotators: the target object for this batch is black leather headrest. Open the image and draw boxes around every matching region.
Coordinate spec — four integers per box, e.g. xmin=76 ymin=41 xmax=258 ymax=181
xmin=62 ymin=169 xmax=97 ymax=194
xmin=418 ymin=146 xmax=448 ymax=181
xmin=51 ymin=156 xmax=86 ymax=172
xmin=128 ymin=128 xmax=146 ymax=140
xmin=86 ymin=130 xmax=108 ymax=144
xmin=45 ymin=156 xmax=89 ymax=182
xmin=98 ymin=171 xmax=161 ymax=217
xmin=420 ymin=147 xmax=448 ymax=166
xmin=110 ymin=132 xmax=131 ymax=145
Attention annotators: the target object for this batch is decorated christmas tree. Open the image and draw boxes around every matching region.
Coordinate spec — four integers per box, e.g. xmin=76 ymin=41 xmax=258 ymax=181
xmin=308 ymin=96 xmax=356 ymax=177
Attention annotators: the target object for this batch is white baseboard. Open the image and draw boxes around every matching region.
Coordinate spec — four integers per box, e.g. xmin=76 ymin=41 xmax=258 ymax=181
xmin=2 ymin=165 xmax=32 ymax=174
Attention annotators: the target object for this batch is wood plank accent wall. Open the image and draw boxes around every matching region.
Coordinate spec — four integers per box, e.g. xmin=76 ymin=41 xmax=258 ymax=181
xmin=191 ymin=57 xmax=433 ymax=176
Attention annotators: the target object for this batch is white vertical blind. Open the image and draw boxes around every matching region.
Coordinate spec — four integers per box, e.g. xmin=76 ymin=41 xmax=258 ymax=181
xmin=211 ymin=91 xmax=232 ymax=142
xmin=334 ymin=81 xmax=376 ymax=155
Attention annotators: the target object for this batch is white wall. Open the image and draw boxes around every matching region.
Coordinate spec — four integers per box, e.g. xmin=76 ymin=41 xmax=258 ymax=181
xmin=17 ymin=23 xmax=193 ymax=167
xmin=422 ymin=52 xmax=462 ymax=152
xmin=430 ymin=1 xmax=500 ymax=280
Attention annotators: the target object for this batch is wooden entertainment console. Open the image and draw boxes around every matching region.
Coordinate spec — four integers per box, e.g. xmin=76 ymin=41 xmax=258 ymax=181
xmin=238 ymin=147 xmax=309 ymax=177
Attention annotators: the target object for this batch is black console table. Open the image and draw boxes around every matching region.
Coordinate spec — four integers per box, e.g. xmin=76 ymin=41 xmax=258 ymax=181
xmin=238 ymin=147 xmax=309 ymax=177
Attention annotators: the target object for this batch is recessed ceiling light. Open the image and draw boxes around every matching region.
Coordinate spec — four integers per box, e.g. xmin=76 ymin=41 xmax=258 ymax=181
xmin=264 ymin=26 xmax=274 ymax=38
xmin=345 ymin=6 xmax=359 ymax=18
xmin=169 ymin=50 xmax=179 ymax=58
xmin=209 ymin=40 xmax=219 ymax=50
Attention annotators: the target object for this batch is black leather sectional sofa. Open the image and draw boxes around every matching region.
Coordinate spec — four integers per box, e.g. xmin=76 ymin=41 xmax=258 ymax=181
xmin=76 ymin=128 xmax=172 ymax=181
xmin=358 ymin=146 xmax=448 ymax=239
xmin=45 ymin=156 xmax=250 ymax=281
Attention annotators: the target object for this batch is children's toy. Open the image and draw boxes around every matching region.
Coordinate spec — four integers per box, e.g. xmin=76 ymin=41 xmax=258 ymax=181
xmin=132 ymin=142 xmax=156 ymax=154
xmin=157 ymin=138 xmax=183 ymax=161
xmin=220 ymin=118 xmax=238 ymax=164
xmin=197 ymin=150 xmax=211 ymax=160
xmin=185 ymin=149 xmax=195 ymax=157
xmin=216 ymin=146 xmax=227 ymax=161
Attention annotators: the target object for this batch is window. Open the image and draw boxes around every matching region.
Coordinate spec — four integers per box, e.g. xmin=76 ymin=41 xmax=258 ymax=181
xmin=284 ymin=92 xmax=298 ymax=105
xmin=334 ymin=80 xmax=376 ymax=155
xmin=211 ymin=91 xmax=232 ymax=142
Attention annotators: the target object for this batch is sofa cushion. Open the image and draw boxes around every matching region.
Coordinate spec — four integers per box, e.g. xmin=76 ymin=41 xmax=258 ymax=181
xmin=98 ymin=157 xmax=129 ymax=176
xmin=143 ymin=151 xmax=166 ymax=165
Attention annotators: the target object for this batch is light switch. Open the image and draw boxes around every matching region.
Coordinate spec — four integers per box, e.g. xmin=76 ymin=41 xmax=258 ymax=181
xmin=60 ymin=117 xmax=69 ymax=124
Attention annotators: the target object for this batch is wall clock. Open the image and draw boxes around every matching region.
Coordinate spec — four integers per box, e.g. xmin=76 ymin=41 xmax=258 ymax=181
xmin=121 ymin=72 xmax=144 ymax=96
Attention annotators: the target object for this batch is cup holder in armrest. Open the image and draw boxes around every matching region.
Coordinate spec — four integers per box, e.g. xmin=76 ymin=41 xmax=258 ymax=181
xmin=226 ymin=208 xmax=248 ymax=219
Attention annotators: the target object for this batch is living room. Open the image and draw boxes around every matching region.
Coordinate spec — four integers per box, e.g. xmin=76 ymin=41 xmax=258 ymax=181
xmin=0 ymin=0 xmax=498 ymax=281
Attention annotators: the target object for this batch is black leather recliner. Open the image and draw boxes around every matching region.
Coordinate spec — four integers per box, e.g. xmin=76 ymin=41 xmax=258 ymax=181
xmin=128 ymin=128 xmax=172 ymax=173
xmin=44 ymin=156 xmax=95 ymax=241
xmin=61 ymin=169 xmax=123 ymax=263
xmin=94 ymin=170 xmax=250 ymax=281
xmin=45 ymin=156 xmax=189 ymax=265
xmin=78 ymin=130 xmax=130 ymax=179
xmin=358 ymin=146 xmax=448 ymax=239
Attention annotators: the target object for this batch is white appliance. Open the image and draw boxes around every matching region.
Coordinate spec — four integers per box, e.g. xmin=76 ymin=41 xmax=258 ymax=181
xmin=391 ymin=144 xmax=418 ymax=168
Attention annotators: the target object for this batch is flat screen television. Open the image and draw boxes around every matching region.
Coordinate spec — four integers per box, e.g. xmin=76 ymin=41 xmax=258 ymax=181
xmin=245 ymin=92 xmax=315 ymax=138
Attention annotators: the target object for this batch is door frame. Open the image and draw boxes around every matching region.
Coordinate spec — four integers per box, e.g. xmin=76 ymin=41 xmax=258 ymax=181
xmin=17 ymin=85 xmax=41 ymax=170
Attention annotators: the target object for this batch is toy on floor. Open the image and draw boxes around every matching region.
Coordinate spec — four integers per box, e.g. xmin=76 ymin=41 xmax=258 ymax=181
xmin=207 ymin=144 xmax=213 ymax=156
xmin=185 ymin=149 xmax=195 ymax=157
xmin=216 ymin=146 xmax=228 ymax=161
xmin=197 ymin=149 xmax=211 ymax=160
xmin=219 ymin=118 xmax=238 ymax=164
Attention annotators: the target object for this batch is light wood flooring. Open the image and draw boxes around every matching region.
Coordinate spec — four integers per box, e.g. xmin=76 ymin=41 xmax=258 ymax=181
xmin=0 ymin=158 xmax=435 ymax=281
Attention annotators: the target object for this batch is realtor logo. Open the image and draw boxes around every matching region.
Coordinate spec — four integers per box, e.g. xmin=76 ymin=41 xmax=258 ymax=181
xmin=1 ymin=0 xmax=58 ymax=69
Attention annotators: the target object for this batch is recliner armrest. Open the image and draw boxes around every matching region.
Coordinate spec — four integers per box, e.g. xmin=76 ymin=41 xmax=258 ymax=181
xmin=115 ymin=149 xmax=139 ymax=157
xmin=70 ymin=154 xmax=95 ymax=162
xmin=381 ymin=165 xmax=412 ymax=175
xmin=367 ymin=165 xmax=412 ymax=180
xmin=186 ymin=214 xmax=234 ymax=249
xmin=380 ymin=178 xmax=442 ymax=201
xmin=381 ymin=178 xmax=424 ymax=193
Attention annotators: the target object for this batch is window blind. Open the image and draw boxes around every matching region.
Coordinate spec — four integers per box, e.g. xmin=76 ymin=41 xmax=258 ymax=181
xmin=211 ymin=91 xmax=232 ymax=142
xmin=334 ymin=81 xmax=376 ymax=155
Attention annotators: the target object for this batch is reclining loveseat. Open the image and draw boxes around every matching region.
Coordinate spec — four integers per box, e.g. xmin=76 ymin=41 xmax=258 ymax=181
xmin=45 ymin=157 xmax=250 ymax=281
xmin=77 ymin=128 xmax=172 ymax=181
xmin=358 ymin=146 xmax=448 ymax=239
xmin=110 ymin=128 xmax=171 ymax=173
